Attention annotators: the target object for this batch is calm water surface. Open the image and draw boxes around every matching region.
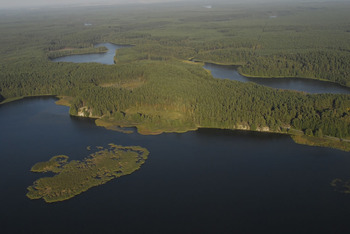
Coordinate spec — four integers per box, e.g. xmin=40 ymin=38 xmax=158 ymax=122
xmin=52 ymin=43 xmax=130 ymax=65
xmin=1 ymin=97 xmax=350 ymax=234
xmin=204 ymin=63 xmax=350 ymax=94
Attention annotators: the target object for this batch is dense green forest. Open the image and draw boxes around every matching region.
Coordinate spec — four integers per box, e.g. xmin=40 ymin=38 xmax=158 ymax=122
xmin=0 ymin=1 xmax=350 ymax=146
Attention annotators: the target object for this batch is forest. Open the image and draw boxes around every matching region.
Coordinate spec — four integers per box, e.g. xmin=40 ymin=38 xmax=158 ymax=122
xmin=0 ymin=1 xmax=350 ymax=148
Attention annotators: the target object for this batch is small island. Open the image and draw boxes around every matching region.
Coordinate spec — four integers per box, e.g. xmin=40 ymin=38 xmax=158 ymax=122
xmin=27 ymin=144 xmax=149 ymax=203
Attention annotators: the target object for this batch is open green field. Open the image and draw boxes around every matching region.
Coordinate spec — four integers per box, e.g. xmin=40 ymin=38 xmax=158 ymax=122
xmin=1 ymin=1 xmax=350 ymax=150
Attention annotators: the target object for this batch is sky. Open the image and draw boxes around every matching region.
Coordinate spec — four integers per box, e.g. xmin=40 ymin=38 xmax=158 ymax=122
xmin=0 ymin=0 xmax=187 ymax=9
xmin=0 ymin=0 xmax=340 ymax=9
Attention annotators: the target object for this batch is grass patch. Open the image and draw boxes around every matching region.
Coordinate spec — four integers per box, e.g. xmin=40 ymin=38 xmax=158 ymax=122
xmin=291 ymin=135 xmax=350 ymax=152
xmin=95 ymin=119 xmax=134 ymax=134
xmin=27 ymin=144 xmax=149 ymax=203
xmin=55 ymin=96 xmax=74 ymax=107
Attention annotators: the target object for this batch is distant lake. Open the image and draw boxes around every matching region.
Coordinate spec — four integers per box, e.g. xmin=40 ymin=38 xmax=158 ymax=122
xmin=52 ymin=43 xmax=350 ymax=94
xmin=52 ymin=43 xmax=130 ymax=65
xmin=204 ymin=63 xmax=350 ymax=94
xmin=1 ymin=97 xmax=350 ymax=234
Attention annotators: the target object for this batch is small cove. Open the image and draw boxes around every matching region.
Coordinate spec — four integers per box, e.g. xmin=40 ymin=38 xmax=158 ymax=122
xmin=51 ymin=43 xmax=131 ymax=65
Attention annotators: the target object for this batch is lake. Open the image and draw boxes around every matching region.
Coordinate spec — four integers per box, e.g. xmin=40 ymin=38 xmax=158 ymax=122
xmin=3 ymin=44 xmax=348 ymax=233
xmin=1 ymin=97 xmax=350 ymax=234
xmin=51 ymin=43 xmax=130 ymax=65
xmin=204 ymin=63 xmax=350 ymax=94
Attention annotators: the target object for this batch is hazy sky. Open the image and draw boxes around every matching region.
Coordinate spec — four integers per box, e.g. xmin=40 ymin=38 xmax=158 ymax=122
xmin=0 ymin=0 xmax=189 ymax=8
xmin=0 ymin=0 xmax=339 ymax=9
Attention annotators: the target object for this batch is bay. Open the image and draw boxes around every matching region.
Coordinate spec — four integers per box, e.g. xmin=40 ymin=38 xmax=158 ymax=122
xmin=1 ymin=97 xmax=350 ymax=234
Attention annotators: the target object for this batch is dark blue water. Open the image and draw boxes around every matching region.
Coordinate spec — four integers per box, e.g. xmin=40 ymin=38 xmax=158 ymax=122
xmin=51 ymin=43 xmax=130 ymax=65
xmin=204 ymin=63 xmax=350 ymax=94
xmin=1 ymin=97 xmax=350 ymax=234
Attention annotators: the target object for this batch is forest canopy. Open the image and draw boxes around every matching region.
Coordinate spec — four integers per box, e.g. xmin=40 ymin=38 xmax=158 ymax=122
xmin=0 ymin=1 xmax=350 ymax=145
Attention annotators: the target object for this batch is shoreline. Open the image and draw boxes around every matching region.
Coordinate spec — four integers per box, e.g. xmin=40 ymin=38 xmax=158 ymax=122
xmin=1 ymin=95 xmax=349 ymax=152
xmin=93 ymin=111 xmax=350 ymax=152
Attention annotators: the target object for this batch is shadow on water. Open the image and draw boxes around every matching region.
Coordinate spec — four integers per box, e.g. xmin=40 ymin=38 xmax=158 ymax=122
xmin=196 ymin=127 xmax=286 ymax=138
